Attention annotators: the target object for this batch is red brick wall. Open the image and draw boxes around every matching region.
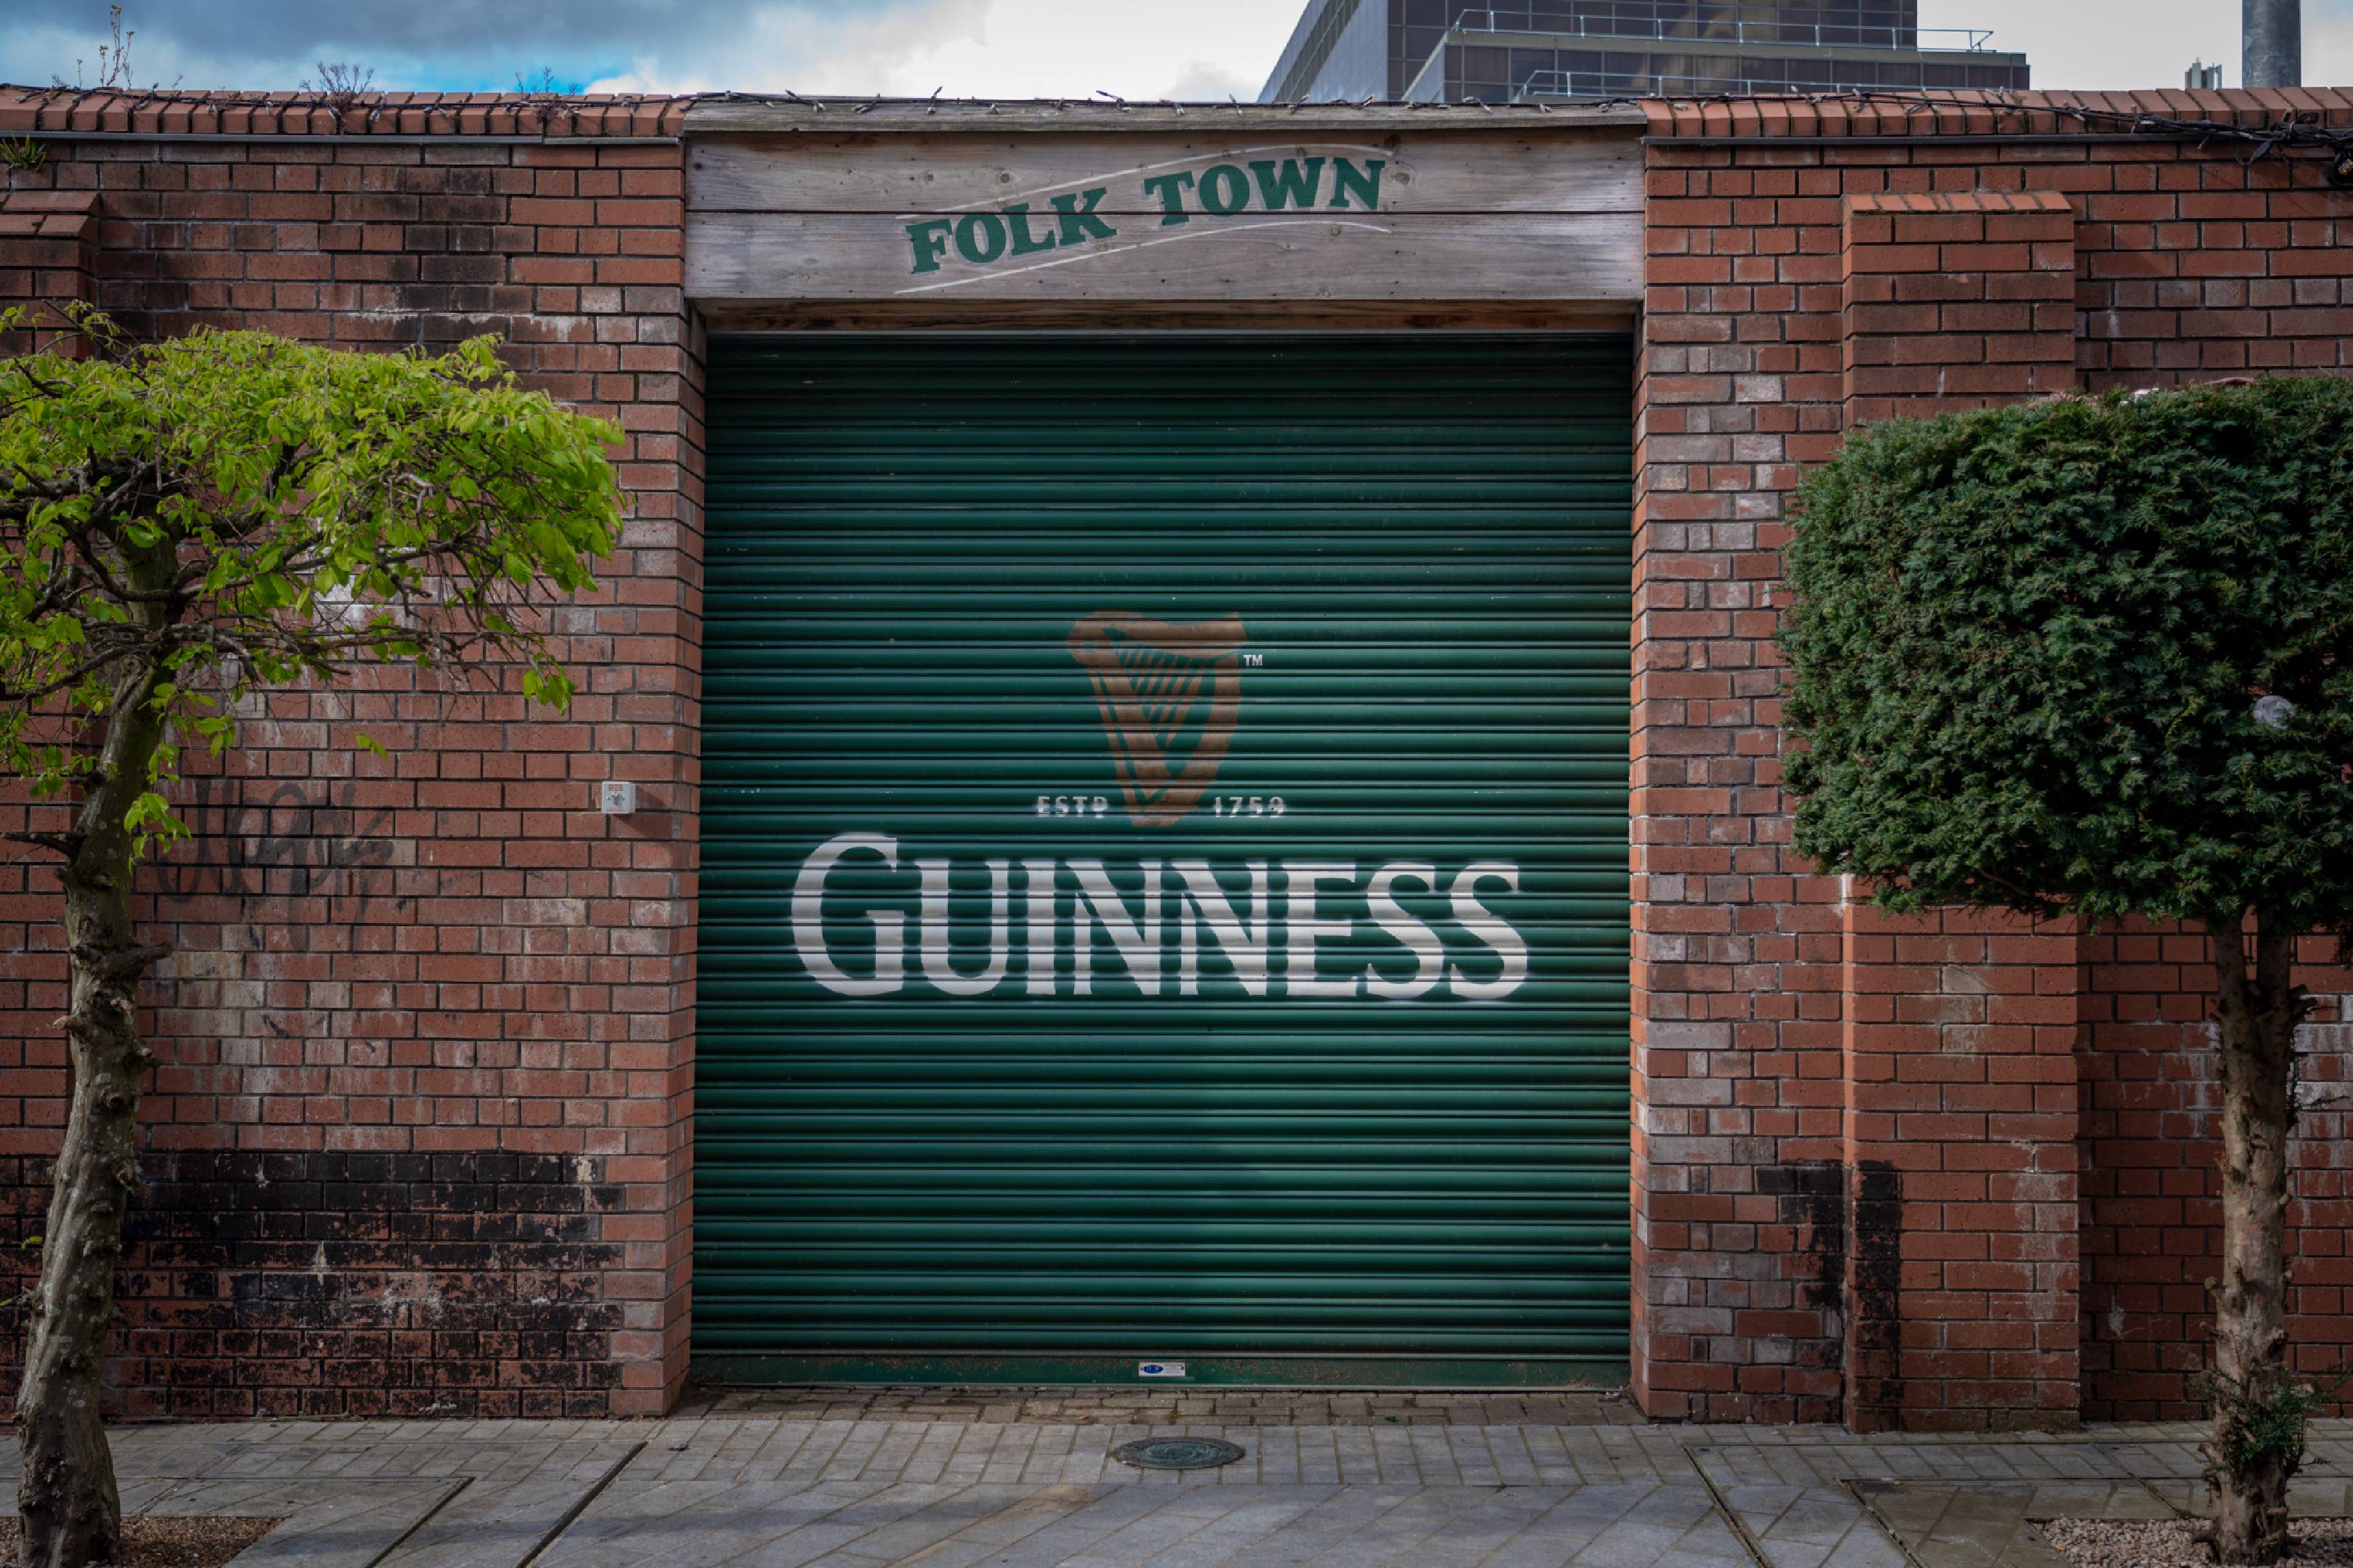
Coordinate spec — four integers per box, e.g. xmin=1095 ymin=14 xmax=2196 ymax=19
xmin=0 ymin=94 xmax=701 ymax=1418
xmin=1632 ymin=96 xmax=2353 ymax=1428
xmin=2078 ymin=927 xmax=2353 ymax=1421
xmin=6 ymin=84 xmax=2353 ymax=1429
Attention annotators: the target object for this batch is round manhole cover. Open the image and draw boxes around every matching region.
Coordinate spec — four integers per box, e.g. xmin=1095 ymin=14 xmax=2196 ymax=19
xmin=1111 ymin=1437 xmax=1248 ymax=1471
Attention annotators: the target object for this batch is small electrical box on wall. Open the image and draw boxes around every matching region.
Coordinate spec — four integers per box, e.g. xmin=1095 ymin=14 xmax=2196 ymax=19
xmin=598 ymin=781 xmax=638 ymax=816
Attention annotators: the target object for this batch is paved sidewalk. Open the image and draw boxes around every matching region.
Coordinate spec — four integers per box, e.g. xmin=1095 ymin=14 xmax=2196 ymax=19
xmin=17 ymin=1397 xmax=2349 ymax=1567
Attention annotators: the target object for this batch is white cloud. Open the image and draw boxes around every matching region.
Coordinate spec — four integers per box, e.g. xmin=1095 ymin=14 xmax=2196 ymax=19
xmin=588 ymin=0 xmax=1301 ymax=100
xmin=1163 ymin=58 xmax=1264 ymax=104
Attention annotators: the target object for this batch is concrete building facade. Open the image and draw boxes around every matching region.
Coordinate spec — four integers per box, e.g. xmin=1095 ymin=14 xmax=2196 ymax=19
xmin=1260 ymin=0 xmax=2030 ymax=105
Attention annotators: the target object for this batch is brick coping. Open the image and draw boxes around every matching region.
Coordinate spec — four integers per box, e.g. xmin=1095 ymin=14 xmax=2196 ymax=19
xmin=4 ymin=83 xmax=2347 ymax=140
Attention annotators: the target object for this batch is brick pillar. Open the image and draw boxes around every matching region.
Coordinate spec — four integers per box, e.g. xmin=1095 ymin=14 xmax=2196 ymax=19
xmin=1842 ymin=191 xmax=2077 ymax=423
xmin=1829 ymin=190 xmax=2086 ymax=1430
xmin=0 ymin=189 xmax=99 ymax=353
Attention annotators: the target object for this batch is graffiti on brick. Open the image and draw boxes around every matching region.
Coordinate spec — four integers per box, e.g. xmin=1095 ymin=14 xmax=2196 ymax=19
xmin=158 ymin=780 xmax=398 ymax=901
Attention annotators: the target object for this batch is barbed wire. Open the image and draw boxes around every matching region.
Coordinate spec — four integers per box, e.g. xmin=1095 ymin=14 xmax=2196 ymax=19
xmin=0 ymin=81 xmax=678 ymax=134
xmin=1596 ymin=86 xmax=2353 ymax=186
xmin=1607 ymin=86 xmax=2353 ymax=163
xmin=3 ymin=81 xmax=2350 ymax=184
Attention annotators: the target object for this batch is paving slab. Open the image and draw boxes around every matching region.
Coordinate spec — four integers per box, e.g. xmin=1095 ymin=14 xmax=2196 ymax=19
xmin=140 ymin=1476 xmax=464 ymax=1568
xmin=375 ymin=1437 xmax=648 ymax=1568
xmin=1732 ymin=1484 xmax=1907 ymax=1568
xmin=1849 ymin=1480 xmax=2173 ymax=1568
xmin=1673 ymin=1448 xmax=1895 ymax=1568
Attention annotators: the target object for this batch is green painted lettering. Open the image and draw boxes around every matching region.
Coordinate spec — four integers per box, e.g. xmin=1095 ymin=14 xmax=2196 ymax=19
xmin=1198 ymin=163 xmax=1249 ymax=215
xmin=1005 ymin=203 xmax=1058 ymax=256
xmin=1248 ymin=157 xmax=1325 ymax=210
xmin=1139 ymin=171 xmax=1195 ymax=227
xmin=954 ymin=211 xmax=1008 ymax=264
xmin=905 ymin=218 xmax=954 ymax=274
xmin=1049 ymin=186 xmax=1117 ymax=245
xmin=1328 ymin=157 xmax=1385 ymax=210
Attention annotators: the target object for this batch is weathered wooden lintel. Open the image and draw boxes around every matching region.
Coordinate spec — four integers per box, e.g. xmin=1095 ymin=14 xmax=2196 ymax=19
xmin=683 ymin=119 xmax=1646 ymax=306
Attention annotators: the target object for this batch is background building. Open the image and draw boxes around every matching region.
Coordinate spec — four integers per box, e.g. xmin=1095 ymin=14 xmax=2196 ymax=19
xmin=1261 ymin=0 xmax=2030 ymax=104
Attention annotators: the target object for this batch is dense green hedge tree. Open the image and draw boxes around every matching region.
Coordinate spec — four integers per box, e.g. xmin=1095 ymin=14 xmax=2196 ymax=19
xmin=1779 ymin=376 xmax=2353 ymax=1567
xmin=0 ymin=309 xmax=622 ymax=1568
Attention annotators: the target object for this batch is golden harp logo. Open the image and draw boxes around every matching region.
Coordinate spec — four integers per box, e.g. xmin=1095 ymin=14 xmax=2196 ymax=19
xmin=1069 ymin=612 xmax=1248 ymax=827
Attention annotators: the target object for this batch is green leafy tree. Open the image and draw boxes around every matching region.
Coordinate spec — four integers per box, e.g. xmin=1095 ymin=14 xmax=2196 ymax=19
xmin=0 ymin=308 xmax=622 ymax=1568
xmin=1779 ymin=377 xmax=2353 ymax=1566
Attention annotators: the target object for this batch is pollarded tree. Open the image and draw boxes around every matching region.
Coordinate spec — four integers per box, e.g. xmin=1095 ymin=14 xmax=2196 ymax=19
xmin=0 ymin=307 xmax=622 ymax=1568
xmin=1779 ymin=376 xmax=2353 ymax=1567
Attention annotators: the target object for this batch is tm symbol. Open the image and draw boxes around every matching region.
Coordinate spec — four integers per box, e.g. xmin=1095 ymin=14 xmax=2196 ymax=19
xmin=1242 ymin=652 xmax=1264 ymax=667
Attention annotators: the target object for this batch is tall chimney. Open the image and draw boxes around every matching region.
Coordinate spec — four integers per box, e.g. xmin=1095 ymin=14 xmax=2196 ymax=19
xmin=2244 ymin=0 xmax=2303 ymax=88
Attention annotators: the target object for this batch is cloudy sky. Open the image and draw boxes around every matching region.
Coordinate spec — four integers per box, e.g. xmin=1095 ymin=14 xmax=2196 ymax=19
xmin=4 ymin=0 xmax=2349 ymax=100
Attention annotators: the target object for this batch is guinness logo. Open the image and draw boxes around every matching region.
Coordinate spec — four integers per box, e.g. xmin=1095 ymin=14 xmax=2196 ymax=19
xmin=1069 ymin=612 xmax=1248 ymax=827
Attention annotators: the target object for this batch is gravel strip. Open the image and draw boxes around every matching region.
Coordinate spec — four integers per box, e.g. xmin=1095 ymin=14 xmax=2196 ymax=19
xmin=0 ymin=1515 xmax=285 ymax=1567
xmin=2044 ymin=1517 xmax=2353 ymax=1567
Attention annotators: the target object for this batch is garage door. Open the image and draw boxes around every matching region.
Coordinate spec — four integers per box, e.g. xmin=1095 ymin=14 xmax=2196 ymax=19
xmin=697 ymin=334 xmax=1631 ymax=1385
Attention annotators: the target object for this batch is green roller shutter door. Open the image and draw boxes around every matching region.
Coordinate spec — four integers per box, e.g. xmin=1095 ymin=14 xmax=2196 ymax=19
xmin=698 ymin=334 xmax=1631 ymax=1385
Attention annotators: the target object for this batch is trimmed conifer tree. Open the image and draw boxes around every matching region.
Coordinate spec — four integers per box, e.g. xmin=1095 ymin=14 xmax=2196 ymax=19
xmin=1779 ymin=375 xmax=2353 ymax=1566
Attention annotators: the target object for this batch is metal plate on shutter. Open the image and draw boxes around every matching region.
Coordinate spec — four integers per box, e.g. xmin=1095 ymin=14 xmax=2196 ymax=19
xmin=696 ymin=335 xmax=1631 ymax=1386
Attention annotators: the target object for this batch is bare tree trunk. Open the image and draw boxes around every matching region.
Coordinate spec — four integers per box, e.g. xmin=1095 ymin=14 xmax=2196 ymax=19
xmin=2202 ymin=910 xmax=2311 ymax=1567
xmin=15 ymin=537 xmax=175 ymax=1568
xmin=15 ymin=861 xmax=152 ymax=1567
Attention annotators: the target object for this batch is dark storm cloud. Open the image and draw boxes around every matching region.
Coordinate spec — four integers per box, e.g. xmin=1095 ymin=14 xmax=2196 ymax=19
xmin=22 ymin=0 xmax=899 ymax=78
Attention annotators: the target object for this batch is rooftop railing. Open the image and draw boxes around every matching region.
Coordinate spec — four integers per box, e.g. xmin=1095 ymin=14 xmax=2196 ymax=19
xmin=1448 ymin=9 xmax=1998 ymax=51
xmin=1507 ymin=65 xmax=1854 ymax=98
